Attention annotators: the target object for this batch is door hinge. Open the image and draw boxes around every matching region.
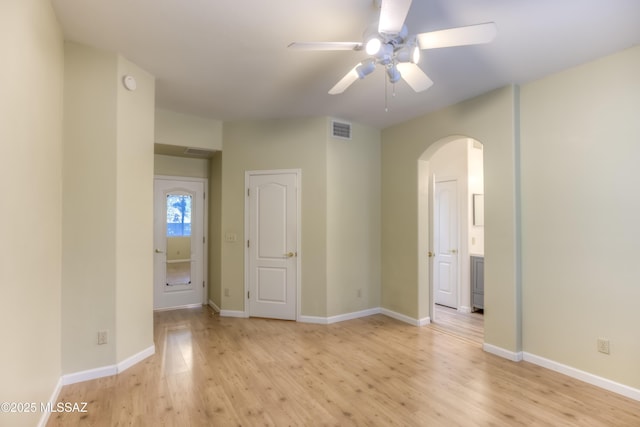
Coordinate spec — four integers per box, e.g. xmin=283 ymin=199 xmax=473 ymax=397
xmin=203 ymin=236 xmax=205 ymax=244
xmin=247 ymin=291 xmax=250 ymax=299
xmin=247 ymin=240 xmax=250 ymax=248
xmin=202 ymin=281 xmax=205 ymax=288
xmin=203 ymin=192 xmax=206 ymax=199
xmin=247 ymin=188 xmax=250 ymax=197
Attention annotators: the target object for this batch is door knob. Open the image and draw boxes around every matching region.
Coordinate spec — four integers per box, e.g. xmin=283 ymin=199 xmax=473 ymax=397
xmin=450 ymin=249 xmax=458 ymax=254
xmin=428 ymin=251 xmax=434 ymax=258
xmin=285 ymin=252 xmax=295 ymax=258
xmin=155 ymin=249 xmax=164 ymax=253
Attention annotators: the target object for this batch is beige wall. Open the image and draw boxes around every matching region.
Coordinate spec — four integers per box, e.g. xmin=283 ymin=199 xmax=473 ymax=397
xmin=382 ymin=86 xmax=520 ymax=351
xmin=221 ymin=118 xmax=328 ymax=315
xmin=221 ymin=118 xmax=381 ymax=318
xmin=62 ymin=42 xmax=118 ymax=372
xmin=62 ymin=42 xmax=155 ymax=373
xmin=0 ymin=1 xmax=64 ymax=426
xmin=115 ymin=56 xmax=155 ymax=364
xmin=520 ymin=46 xmax=640 ymax=389
xmin=326 ymin=121 xmax=381 ymax=316
xmin=155 ymin=108 xmax=222 ymax=151
xmin=154 ymin=154 xmax=210 ymax=178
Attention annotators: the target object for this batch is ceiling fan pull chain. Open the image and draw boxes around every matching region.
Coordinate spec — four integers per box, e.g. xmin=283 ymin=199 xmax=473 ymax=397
xmin=384 ymin=72 xmax=389 ymax=112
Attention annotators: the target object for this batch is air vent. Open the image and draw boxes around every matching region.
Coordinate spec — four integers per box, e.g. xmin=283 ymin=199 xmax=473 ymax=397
xmin=331 ymin=120 xmax=352 ymax=140
xmin=183 ymin=147 xmax=214 ymax=157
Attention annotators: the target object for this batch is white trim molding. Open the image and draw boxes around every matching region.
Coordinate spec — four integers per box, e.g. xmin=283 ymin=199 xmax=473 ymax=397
xmin=458 ymin=306 xmax=472 ymax=314
xmin=523 ymin=352 xmax=640 ymax=402
xmin=37 ymin=377 xmax=63 ymax=427
xmin=220 ymin=310 xmax=248 ymax=318
xmin=61 ymin=345 xmax=155 ymax=386
xmin=61 ymin=365 xmax=117 ymax=386
xmin=482 ymin=343 xmax=523 ymax=362
xmin=381 ymin=308 xmax=430 ymax=326
xmin=117 ymin=345 xmax=156 ymax=373
xmin=208 ymin=299 xmax=221 ymax=313
xmin=153 ymin=303 xmax=203 ymax=312
xmin=299 ymin=308 xmax=382 ymax=325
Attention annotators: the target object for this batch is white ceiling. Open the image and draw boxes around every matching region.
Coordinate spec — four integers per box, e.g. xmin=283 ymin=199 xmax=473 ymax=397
xmin=52 ymin=0 xmax=640 ymax=129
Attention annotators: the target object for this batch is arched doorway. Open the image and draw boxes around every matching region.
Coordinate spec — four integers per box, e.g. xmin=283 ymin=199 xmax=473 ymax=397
xmin=418 ymin=136 xmax=484 ymax=343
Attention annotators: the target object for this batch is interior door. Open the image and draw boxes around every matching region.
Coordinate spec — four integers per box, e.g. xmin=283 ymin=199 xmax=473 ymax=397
xmin=247 ymin=171 xmax=298 ymax=320
xmin=154 ymin=178 xmax=205 ymax=310
xmin=434 ymin=179 xmax=459 ymax=308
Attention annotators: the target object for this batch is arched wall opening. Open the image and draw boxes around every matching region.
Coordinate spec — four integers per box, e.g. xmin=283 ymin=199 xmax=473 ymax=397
xmin=417 ymin=135 xmax=484 ymax=328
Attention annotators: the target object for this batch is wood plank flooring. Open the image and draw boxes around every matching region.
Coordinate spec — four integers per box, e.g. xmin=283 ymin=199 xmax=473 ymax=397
xmin=430 ymin=304 xmax=484 ymax=346
xmin=49 ymin=307 xmax=640 ymax=426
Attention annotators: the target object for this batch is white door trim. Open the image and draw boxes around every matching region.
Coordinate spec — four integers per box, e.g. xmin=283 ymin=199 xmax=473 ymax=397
xmin=154 ymin=175 xmax=209 ymax=307
xmin=244 ymin=169 xmax=301 ymax=320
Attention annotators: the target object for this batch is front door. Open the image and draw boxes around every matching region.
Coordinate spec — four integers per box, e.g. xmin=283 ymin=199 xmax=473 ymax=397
xmin=434 ymin=179 xmax=459 ymax=308
xmin=246 ymin=170 xmax=299 ymax=320
xmin=154 ymin=178 xmax=205 ymax=310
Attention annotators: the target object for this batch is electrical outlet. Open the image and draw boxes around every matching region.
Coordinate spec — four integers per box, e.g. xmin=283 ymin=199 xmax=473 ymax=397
xmin=597 ymin=338 xmax=610 ymax=354
xmin=357 ymin=288 xmax=362 ymax=298
xmin=224 ymin=288 xmax=230 ymax=297
xmin=97 ymin=330 xmax=108 ymax=345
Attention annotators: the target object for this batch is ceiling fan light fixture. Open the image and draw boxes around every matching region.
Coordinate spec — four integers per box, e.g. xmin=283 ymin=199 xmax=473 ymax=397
xmin=396 ymin=44 xmax=420 ymax=64
xmin=365 ymin=38 xmax=382 ymax=55
xmin=412 ymin=46 xmax=420 ymax=63
xmin=356 ymin=59 xmax=376 ymax=79
xmin=386 ymin=64 xmax=401 ymax=84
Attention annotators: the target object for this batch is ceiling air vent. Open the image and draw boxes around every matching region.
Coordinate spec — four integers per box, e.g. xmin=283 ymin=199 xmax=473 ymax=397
xmin=331 ymin=120 xmax=352 ymax=140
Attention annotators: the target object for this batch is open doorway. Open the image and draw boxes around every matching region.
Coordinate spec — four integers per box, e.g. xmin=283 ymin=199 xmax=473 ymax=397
xmin=419 ymin=137 xmax=484 ymax=344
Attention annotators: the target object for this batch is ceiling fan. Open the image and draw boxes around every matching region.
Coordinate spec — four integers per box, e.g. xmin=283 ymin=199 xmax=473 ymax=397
xmin=288 ymin=0 xmax=497 ymax=95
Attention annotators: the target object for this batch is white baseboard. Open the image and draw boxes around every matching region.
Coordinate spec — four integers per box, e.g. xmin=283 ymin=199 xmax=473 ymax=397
xmin=381 ymin=308 xmax=430 ymax=326
xmin=61 ymin=344 xmax=155 ymax=386
xmin=482 ymin=343 xmax=523 ymax=361
xmin=458 ymin=306 xmax=472 ymax=314
xmin=523 ymin=352 xmax=640 ymax=402
xmin=327 ymin=307 xmax=381 ymax=324
xmin=219 ymin=310 xmax=248 ymax=318
xmin=299 ymin=307 xmax=382 ymax=325
xmin=37 ymin=377 xmax=62 ymax=427
xmin=61 ymin=364 xmax=117 ymax=386
xmin=208 ymin=299 xmax=221 ymax=313
xmin=117 ymin=344 xmax=155 ymax=373
xmin=153 ymin=303 xmax=203 ymax=312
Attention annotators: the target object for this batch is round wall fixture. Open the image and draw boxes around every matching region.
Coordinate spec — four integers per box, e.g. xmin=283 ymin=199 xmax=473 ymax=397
xmin=122 ymin=75 xmax=137 ymax=91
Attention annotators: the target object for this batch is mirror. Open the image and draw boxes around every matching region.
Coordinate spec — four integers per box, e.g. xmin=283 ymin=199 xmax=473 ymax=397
xmin=165 ymin=193 xmax=192 ymax=286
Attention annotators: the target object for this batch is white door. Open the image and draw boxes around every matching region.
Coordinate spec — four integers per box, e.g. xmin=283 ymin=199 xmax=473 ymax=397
xmin=246 ymin=171 xmax=299 ymax=320
xmin=154 ymin=178 xmax=205 ymax=310
xmin=434 ymin=179 xmax=459 ymax=308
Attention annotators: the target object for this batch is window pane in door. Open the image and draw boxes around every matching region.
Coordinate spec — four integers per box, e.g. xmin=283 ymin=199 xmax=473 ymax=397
xmin=166 ymin=194 xmax=192 ymax=237
xmin=166 ymin=194 xmax=192 ymax=286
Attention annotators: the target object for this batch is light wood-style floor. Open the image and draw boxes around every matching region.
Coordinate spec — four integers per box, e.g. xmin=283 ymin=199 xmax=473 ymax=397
xmin=431 ymin=304 xmax=484 ymax=346
xmin=49 ymin=307 xmax=640 ymax=426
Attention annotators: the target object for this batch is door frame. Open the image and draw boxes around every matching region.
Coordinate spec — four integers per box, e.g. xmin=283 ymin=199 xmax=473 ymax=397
xmin=154 ymin=175 xmax=209 ymax=309
xmin=244 ymin=169 xmax=302 ymax=320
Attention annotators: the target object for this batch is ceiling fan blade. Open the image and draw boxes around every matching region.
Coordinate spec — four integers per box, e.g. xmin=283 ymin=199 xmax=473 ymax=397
xmin=397 ymin=63 xmax=433 ymax=92
xmin=378 ymin=0 xmax=413 ymax=35
xmin=288 ymin=42 xmax=363 ymax=51
xmin=328 ymin=65 xmax=362 ymax=95
xmin=416 ymin=22 xmax=497 ymax=49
